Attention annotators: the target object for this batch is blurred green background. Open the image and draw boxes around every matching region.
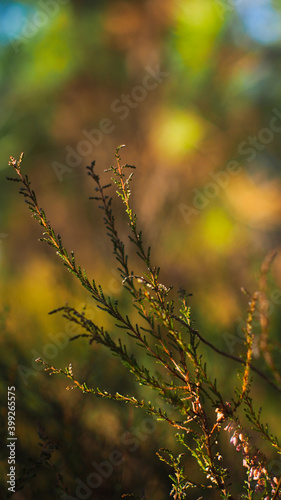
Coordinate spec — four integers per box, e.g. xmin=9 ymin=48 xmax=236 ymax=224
xmin=1 ymin=0 xmax=281 ymax=498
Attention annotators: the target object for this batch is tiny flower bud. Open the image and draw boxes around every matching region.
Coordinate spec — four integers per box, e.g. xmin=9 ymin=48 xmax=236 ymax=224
xmin=230 ymin=434 xmax=239 ymax=447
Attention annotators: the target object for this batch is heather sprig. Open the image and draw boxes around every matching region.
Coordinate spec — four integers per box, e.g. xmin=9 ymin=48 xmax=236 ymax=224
xmin=8 ymin=148 xmax=281 ymax=499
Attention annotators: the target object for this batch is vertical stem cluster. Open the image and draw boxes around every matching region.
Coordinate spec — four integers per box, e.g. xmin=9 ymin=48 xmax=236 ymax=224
xmin=7 ymin=149 xmax=281 ymax=500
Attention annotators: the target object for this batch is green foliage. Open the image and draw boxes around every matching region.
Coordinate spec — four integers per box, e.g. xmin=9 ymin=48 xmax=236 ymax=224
xmin=8 ymin=148 xmax=281 ymax=500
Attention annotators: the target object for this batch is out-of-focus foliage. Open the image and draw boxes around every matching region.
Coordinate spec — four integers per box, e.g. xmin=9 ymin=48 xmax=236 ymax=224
xmin=1 ymin=1 xmax=281 ymax=498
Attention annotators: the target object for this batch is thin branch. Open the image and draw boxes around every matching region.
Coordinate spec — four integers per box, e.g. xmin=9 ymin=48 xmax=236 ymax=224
xmin=173 ymin=314 xmax=281 ymax=393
